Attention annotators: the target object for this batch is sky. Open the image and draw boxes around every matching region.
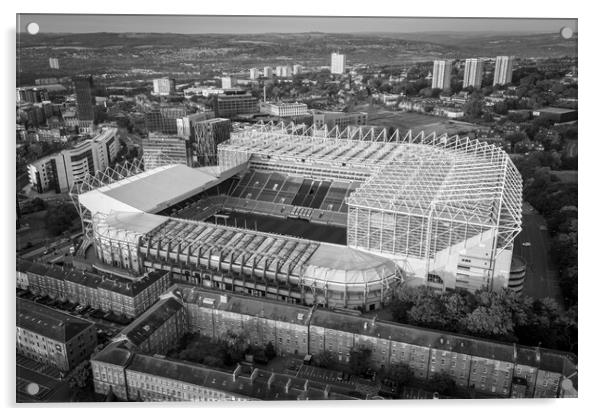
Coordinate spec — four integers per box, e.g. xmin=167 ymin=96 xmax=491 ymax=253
xmin=17 ymin=15 xmax=578 ymax=35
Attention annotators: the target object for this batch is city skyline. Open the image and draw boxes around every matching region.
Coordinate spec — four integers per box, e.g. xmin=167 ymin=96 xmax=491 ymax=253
xmin=18 ymin=14 xmax=578 ymax=34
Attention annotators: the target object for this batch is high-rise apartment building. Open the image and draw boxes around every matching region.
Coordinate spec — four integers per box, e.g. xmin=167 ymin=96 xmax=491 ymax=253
xmin=293 ymin=64 xmax=303 ymax=75
xmin=142 ymin=134 xmax=192 ymax=170
xmin=275 ymin=66 xmax=292 ymax=77
xmin=152 ymin=78 xmax=175 ymax=96
xmin=330 ymin=52 xmax=346 ymax=74
xmin=263 ymin=67 xmax=273 ymax=78
xmin=48 ymin=57 xmax=60 ymax=70
xmin=432 ymin=60 xmax=452 ymax=90
xmin=249 ymin=68 xmax=260 ymax=80
xmin=494 ymin=56 xmax=514 ymax=86
xmin=463 ymin=58 xmax=484 ymax=89
xmin=27 ymin=127 xmax=119 ymax=193
xmin=73 ymin=76 xmax=95 ymax=126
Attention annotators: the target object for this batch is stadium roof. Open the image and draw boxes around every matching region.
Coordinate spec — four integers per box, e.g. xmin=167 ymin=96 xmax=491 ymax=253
xmin=79 ymin=164 xmax=223 ymax=215
xmin=221 ymin=122 xmax=523 ymax=253
xmin=303 ymin=244 xmax=398 ymax=286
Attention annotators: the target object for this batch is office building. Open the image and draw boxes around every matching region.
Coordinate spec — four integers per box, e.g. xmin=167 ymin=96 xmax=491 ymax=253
xmin=27 ymin=127 xmax=119 ymax=193
xmin=463 ymin=58 xmax=484 ymax=89
xmin=249 ymin=68 xmax=260 ymax=80
xmin=432 ymin=60 xmax=452 ymax=90
xmin=330 ymin=52 xmax=346 ymax=74
xmin=275 ymin=66 xmax=292 ymax=78
xmin=176 ymin=111 xmax=215 ymax=139
xmin=73 ymin=76 xmax=95 ymax=127
xmin=152 ymin=78 xmax=175 ymax=96
xmin=16 ymin=298 xmax=97 ymax=372
xmin=311 ymin=110 xmax=368 ymax=130
xmin=142 ymin=134 xmax=192 ymax=170
xmin=293 ymin=65 xmax=303 ymax=75
xmin=494 ymin=56 xmax=514 ymax=86
xmin=214 ymin=93 xmax=259 ymax=118
xmin=263 ymin=67 xmax=273 ymax=78
xmin=145 ymin=106 xmax=188 ymax=135
xmin=191 ymin=118 xmax=231 ymax=165
xmin=49 ymin=57 xmax=60 ymax=70
xmin=260 ymin=102 xmax=309 ymax=117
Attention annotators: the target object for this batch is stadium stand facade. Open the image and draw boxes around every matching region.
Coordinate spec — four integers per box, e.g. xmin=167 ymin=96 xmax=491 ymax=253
xmin=74 ymin=121 xmax=522 ymax=310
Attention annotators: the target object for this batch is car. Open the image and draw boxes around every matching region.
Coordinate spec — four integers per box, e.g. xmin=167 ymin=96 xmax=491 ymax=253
xmin=522 ymin=242 xmax=531 ymax=247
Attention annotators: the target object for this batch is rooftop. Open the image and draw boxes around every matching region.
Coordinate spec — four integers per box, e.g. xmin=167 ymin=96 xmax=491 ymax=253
xmin=17 ymin=298 xmax=95 ymax=343
xmin=118 ymin=296 xmax=184 ymax=347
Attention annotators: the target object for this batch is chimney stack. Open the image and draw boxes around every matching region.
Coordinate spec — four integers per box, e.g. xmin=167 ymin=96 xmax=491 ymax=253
xmin=285 ymin=378 xmax=291 ymax=394
xmin=323 ymin=384 xmax=331 ymax=399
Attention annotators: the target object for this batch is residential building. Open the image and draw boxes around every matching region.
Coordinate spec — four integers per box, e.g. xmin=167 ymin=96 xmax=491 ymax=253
xmin=432 ymin=60 xmax=452 ymax=90
xmin=463 ymin=58 xmax=484 ymax=89
xmin=142 ymin=134 xmax=192 ymax=170
xmin=49 ymin=57 xmax=60 ymax=70
xmin=27 ymin=127 xmax=119 ymax=193
xmin=191 ymin=118 xmax=231 ymax=165
xmin=113 ymin=293 xmax=187 ymax=355
xmin=293 ymin=65 xmax=303 ymax=75
xmin=494 ymin=56 xmax=514 ymax=86
xmin=263 ymin=67 xmax=273 ymax=78
xmin=331 ymin=52 xmax=346 ymax=75
xmin=259 ymin=102 xmax=309 ymax=117
xmin=249 ymin=68 xmax=260 ymax=80
xmin=152 ymin=78 xmax=175 ymax=96
xmin=275 ymin=66 xmax=292 ymax=78
xmin=18 ymin=259 xmax=170 ymax=319
xmin=180 ymin=286 xmax=311 ymax=356
xmin=16 ymin=298 xmax=97 ymax=372
xmin=214 ymin=93 xmax=259 ymax=118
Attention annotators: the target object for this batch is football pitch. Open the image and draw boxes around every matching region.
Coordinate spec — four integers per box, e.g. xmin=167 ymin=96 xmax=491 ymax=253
xmin=205 ymin=211 xmax=347 ymax=245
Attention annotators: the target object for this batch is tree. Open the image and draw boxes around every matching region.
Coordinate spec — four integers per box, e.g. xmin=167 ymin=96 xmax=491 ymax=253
xmin=313 ymin=350 xmax=336 ymax=369
xmin=429 ymin=373 xmax=456 ymax=396
xmin=44 ymin=203 xmax=79 ymax=236
xmin=264 ymin=341 xmax=276 ymax=360
xmin=461 ymin=304 xmax=515 ymax=340
xmin=383 ymin=363 xmax=412 ymax=387
xmin=349 ymin=347 xmax=373 ymax=376
xmin=463 ymin=96 xmax=484 ymax=120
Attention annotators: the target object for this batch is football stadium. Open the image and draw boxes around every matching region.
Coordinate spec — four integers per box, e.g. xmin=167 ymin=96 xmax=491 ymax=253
xmin=72 ymin=122 xmax=522 ymax=311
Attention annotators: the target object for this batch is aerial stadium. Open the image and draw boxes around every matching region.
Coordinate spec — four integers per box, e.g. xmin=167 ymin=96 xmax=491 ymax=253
xmin=71 ymin=122 xmax=522 ymax=311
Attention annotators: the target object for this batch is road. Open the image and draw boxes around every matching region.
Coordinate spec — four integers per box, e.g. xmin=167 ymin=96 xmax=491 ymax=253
xmin=513 ymin=204 xmax=562 ymax=304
